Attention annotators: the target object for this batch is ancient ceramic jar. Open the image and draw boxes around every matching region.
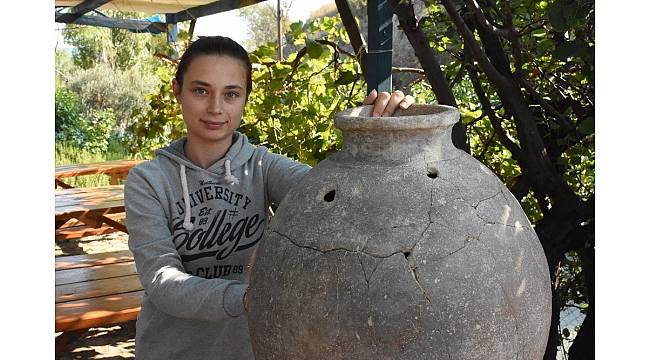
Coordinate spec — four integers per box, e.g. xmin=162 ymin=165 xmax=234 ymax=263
xmin=248 ymin=104 xmax=551 ymax=360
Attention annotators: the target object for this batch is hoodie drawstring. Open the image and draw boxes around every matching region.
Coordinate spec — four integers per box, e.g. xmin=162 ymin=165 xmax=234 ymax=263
xmin=180 ymin=164 xmax=194 ymax=231
xmin=179 ymin=160 xmax=240 ymax=231
xmin=224 ymin=159 xmax=240 ymax=186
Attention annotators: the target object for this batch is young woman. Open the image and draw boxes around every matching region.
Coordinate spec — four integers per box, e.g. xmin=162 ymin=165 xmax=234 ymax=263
xmin=125 ymin=36 xmax=414 ymax=359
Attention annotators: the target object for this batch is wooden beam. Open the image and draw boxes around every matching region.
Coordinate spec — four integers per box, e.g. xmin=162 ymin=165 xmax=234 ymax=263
xmin=55 ymin=14 xmax=167 ymax=34
xmin=166 ymin=0 xmax=264 ymax=24
xmin=367 ymin=0 xmax=393 ymax=94
xmin=55 ymin=0 xmax=111 ymax=23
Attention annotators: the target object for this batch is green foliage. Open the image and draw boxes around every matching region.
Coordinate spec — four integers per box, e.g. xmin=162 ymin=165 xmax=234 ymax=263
xmin=57 ymin=17 xmax=189 ymax=158
xmin=238 ymin=1 xmax=292 ymax=51
xmin=561 ymin=138 xmax=595 ymax=201
xmin=55 ymin=104 xmax=117 ymax=154
xmin=63 ymin=25 xmax=108 ymax=69
xmin=62 ymin=12 xmax=171 ymax=71
xmin=410 ymin=0 xmax=595 ymax=223
xmin=55 ymin=49 xmax=76 ymax=85
xmin=56 ymin=81 xmax=118 ymax=154
xmin=125 ymin=64 xmax=184 ymax=158
xmin=242 ymin=16 xmax=365 ymax=165
xmin=557 ymin=250 xmax=588 ymax=307
xmin=55 ymin=86 xmax=84 ymax=134
xmin=67 ymin=64 xmax=158 ymax=129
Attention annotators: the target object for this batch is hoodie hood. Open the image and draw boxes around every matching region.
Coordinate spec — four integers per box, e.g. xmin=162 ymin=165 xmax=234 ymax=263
xmin=154 ymin=131 xmax=256 ymax=230
xmin=155 ymin=131 xmax=256 ymax=176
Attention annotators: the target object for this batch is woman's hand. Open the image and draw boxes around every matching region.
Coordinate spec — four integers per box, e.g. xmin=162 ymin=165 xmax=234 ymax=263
xmin=363 ymin=89 xmax=416 ymax=117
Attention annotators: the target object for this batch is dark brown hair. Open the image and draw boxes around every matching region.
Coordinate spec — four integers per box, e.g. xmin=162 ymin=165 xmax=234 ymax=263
xmin=175 ymin=36 xmax=252 ymax=97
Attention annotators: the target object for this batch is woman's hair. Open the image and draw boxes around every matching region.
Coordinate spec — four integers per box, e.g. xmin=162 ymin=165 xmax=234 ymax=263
xmin=175 ymin=36 xmax=252 ymax=97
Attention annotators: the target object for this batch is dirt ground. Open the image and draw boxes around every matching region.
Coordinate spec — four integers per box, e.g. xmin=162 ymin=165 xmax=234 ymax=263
xmin=56 ymin=233 xmax=136 ymax=359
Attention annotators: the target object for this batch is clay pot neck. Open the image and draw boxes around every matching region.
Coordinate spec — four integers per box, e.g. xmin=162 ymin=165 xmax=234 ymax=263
xmin=333 ymin=104 xmax=460 ymax=163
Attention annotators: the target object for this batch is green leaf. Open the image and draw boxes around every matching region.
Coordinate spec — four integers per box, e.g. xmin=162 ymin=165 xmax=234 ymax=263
xmin=547 ymin=1 xmax=568 ymax=32
xmin=269 ymin=78 xmax=284 ymax=91
xmin=531 ymin=28 xmax=546 ymax=38
xmin=553 ymin=41 xmax=587 ymax=60
xmin=334 ymin=70 xmax=357 ymax=86
xmin=578 ymin=116 xmax=595 ymax=135
xmin=307 ymin=40 xmax=324 ymax=59
xmin=536 ymin=39 xmax=555 ymax=55
xmin=316 ymin=122 xmax=329 ymax=132
xmin=290 ymin=21 xmax=305 ymax=38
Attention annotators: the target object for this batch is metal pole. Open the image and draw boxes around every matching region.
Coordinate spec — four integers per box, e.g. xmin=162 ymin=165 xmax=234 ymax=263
xmin=277 ymin=0 xmax=283 ymax=60
xmin=367 ymin=0 xmax=393 ymax=94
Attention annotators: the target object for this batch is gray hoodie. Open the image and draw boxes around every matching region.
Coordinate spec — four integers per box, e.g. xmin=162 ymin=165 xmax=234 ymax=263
xmin=125 ymin=132 xmax=310 ymax=359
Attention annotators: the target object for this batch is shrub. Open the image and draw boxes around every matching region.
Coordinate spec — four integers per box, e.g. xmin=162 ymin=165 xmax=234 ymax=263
xmin=55 ymin=87 xmax=83 ymax=134
xmin=67 ymin=64 xmax=157 ymax=131
xmin=56 ymin=107 xmax=117 ymax=154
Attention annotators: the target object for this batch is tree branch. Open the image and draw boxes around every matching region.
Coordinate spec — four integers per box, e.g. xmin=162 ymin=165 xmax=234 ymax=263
xmin=519 ymin=77 xmax=578 ymax=137
xmin=466 ymin=0 xmax=515 ymax=38
xmin=390 ymin=0 xmax=470 ymax=153
xmin=440 ymin=0 xmax=510 ymax=89
xmin=448 ymin=60 xmax=467 ymax=88
xmin=509 ymin=174 xmax=531 ymax=200
xmin=154 ymin=53 xmax=179 ymax=65
xmin=335 ymin=0 xmax=367 ymax=77
xmin=390 ymin=0 xmax=457 ymax=106
xmin=315 ymin=39 xmax=356 ymax=58
xmin=467 ymin=67 xmax=523 ymax=159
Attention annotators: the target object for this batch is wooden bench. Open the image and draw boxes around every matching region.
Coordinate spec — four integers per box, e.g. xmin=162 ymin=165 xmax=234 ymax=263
xmin=55 ymin=213 xmax=126 ymax=240
xmin=55 ymin=250 xmax=143 ymax=351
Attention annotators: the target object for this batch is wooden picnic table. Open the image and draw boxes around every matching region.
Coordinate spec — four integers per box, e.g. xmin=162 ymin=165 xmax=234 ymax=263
xmin=55 ymin=185 xmax=128 ymax=234
xmin=55 ymin=159 xmax=143 ymax=189
xmin=55 ymin=250 xmax=143 ymax=351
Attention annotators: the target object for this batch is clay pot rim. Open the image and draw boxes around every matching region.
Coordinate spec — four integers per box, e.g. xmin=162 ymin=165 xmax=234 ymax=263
xmin=335 ymin=104 xmax=459 ymax=131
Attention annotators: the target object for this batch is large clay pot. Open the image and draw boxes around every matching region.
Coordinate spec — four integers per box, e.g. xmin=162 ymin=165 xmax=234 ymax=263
xmin=248 ymin=105 xmax=551 ymax=360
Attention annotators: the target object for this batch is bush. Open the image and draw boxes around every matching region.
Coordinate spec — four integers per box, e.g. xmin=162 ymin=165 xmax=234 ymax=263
xmin=124 ymin=64 xmax=185 ymax=158
xmin=56 ymin=107 xmax=117 ymax=154
xmin=55 ymin=87 xmax=84 ymax=134
xmin=67 ymin=64 xmax=158 ymax=131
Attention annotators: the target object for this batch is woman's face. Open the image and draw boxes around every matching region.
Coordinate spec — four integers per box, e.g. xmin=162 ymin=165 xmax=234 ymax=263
xmin=172 ymin=55 xmax=248 ymax=147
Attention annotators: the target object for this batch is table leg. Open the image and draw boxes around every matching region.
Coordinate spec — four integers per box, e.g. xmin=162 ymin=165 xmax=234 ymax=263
xmin=56 ymin=179 xmax=74 ymax=189
xmin=109 ymin=174 xmax=119 ymax=185
xmin=99 ymin=215 xmax=129 ymax=233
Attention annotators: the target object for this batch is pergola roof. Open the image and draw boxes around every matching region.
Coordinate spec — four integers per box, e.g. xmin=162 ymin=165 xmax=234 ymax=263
xmin=55 ymin=0 xmax=219 ymax=14
xmin=55 ymin=0 xmax=264 ymax=33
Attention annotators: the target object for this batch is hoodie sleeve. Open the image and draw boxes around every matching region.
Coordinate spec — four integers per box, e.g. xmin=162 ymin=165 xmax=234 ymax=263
xmin=262 ymin=151 xmax=311 ymax=207
xmin=125 ymin=164 xmax=247 ymax=322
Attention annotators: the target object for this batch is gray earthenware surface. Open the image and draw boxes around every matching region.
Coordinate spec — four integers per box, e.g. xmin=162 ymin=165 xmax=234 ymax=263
xmin=248 ymin=104 xmax=552 ymax=360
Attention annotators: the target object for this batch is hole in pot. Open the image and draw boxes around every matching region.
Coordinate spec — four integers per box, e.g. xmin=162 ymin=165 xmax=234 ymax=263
xmin=403 ymin=251 xmax=411 ymax=259
xmin=427 ymin=167 xmax=439 ymax=179
xmin=324 ymin=190 xmax=336 ymax=202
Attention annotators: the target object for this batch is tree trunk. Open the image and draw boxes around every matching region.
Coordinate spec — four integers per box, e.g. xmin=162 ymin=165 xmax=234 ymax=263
xmin=568 ymin=246 xmax=594 ymax=359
